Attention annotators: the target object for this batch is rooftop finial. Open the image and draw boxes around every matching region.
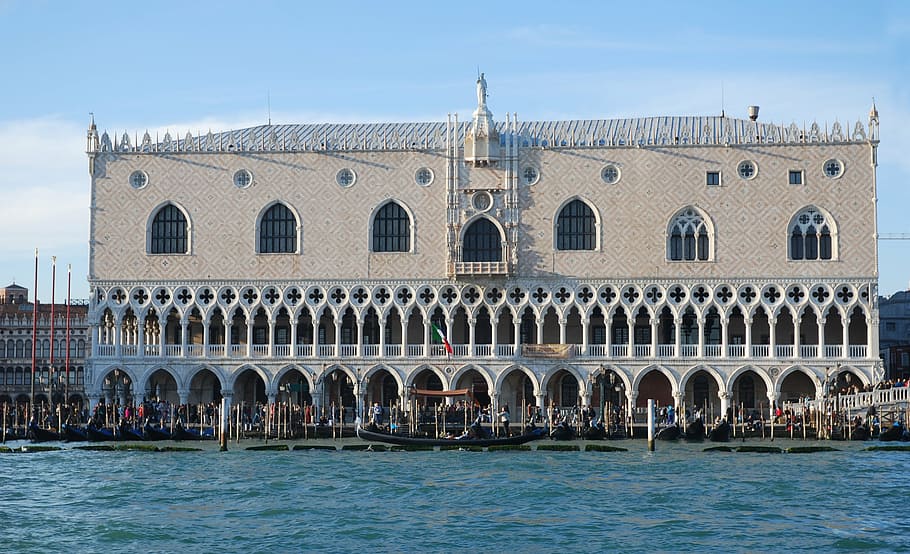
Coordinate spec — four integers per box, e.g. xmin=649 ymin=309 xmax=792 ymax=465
xmin=869 ymin=97 xmax=879 ymax=121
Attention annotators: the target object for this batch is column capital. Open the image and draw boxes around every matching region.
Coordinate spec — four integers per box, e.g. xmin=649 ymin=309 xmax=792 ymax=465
xmin=220 ymin=389 xmax=234 ymax=399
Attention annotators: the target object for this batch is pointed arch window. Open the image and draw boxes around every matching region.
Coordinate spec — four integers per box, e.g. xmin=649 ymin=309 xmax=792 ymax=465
xmin=789 ymin=208 xmax=834 ymax=260
xmin=372 ymin=202 xmax=410 ymax=252
xmin=259 ymin=203 xmax=297 ymax=253
xmin=556 ymin=199 xmax=595 ymax=250
xmin=150 ymin=204 xmax=187 ymax=254
xmin=463 ymin=218 xmax=502 ymax=262
xmin=668 ymin=208 xmax=711 ymax=261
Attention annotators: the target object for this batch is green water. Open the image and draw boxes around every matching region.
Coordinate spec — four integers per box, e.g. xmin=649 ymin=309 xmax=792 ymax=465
xmin=1 ymin=439 xmax=907 ymax=552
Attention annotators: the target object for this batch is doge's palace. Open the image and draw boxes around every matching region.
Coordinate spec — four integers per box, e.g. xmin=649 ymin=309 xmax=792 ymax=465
xmin=86 ymin=76 xmax=881 ymax=423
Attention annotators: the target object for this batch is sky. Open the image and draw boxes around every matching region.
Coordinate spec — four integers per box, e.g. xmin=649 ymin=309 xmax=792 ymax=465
xmin=0 ymin=0 xmax=908 ymax=302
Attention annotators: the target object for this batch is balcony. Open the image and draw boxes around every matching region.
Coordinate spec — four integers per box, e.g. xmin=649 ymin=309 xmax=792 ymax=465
xmin=92 ymin=339 xmax=873 ymax=363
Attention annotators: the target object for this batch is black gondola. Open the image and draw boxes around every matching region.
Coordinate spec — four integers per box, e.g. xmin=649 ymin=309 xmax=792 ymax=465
xmin=708 ymin=420 xmax=732 ymax=442
xmin=685 ymin=419 xmax=706 ymax=442
xmin=172 ymin=424 xmax=214 ymax=441
xmin=144 ymin=423 xmax=172 ymax=441
xmin=62 ymin=424 xmax=89 ymax=442
xmin=86 ymin=425 xmax=117 ymax=442
xmin=356 ymin=425 xmax=541 ymax=447
xmin=117 ymin=424 xmax=146 ymax=441
xmin=878 ymin=423 xmax=908 ymax=442
xmin=549 ymin=422 xmax=576 ymax=441
xmin=28 ymin=423 xmax=60 ymax=442
xmin=851 ymin=425 xmax=870 ymax=441
xmin=656 ymin=424 xmax=682 ymax=440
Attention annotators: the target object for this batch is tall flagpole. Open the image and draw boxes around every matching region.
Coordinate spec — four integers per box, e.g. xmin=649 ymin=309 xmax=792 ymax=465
xmin=49 ymin=257 xmax=56 ymax=417
xmin=65 ymin=264 xmax=72 ymax=405
xmin=29 ymin=249 xmax=38 ymax=420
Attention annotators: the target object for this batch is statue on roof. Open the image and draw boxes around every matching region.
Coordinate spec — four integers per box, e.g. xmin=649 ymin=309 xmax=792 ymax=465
xmin=476 ymin=72 xmax=487 ymax=108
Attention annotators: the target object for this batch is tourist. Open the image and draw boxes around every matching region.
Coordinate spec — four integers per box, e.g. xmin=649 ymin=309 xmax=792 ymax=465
xmin=499 ymin=404 xmax=510 ymax=437
xmin=371 ymin=402 xmax=383 ymax=426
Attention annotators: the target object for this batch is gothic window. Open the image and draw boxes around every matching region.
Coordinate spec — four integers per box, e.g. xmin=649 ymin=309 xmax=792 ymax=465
xmin=150 ymin=204 xmax=187 ymax=254
xmin=463 ymin=218 xmax=502 ymax=262
xmin=668 ymin=208 xmax=711 ymax=261
xmin=556 ymin=199 xmax=595 ymax=251
xmin=259 ymin=203 xmax=297 ymax=254
xmin=372 ymin=202 xmax=410 ymax=252
xmin=789 ymin=207 xmax=834 ymax=260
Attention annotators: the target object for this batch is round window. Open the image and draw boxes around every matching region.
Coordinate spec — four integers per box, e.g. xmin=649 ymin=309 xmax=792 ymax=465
xmin=336 ymin=168 xmax=356 ymax=187
xmin=823 ymin=159 xmax=844 ymax=179
xmin=415 ymin=167 xmax=434 ymax=186
xmin=601 ymin=164 xmax=621 ymax=184
xmin=473 ymin=192 xmax=492 ymax=212
xmin=233 ymin=169 xmax=252 ymax=188
xmin=129 ymin=170 xmax=148 ymax=189
xmin=522 ymin=166 xmax=539 ymax=186
xmin=737 ymin=160 xmax=757 ymax=180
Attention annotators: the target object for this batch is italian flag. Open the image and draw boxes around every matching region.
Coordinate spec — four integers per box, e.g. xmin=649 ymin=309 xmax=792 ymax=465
xmin=432 ymin=324 xmax=453 ymax=355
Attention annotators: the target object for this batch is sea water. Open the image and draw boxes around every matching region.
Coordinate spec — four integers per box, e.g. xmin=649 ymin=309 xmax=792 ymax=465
xmin=1 ymin=440 xmax=908 ymax=553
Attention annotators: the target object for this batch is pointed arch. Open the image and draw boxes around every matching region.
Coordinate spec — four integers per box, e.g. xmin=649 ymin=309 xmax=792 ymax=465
xmin=554 ymin=197 xmax=599 ymax=251
xmin=461 ymin=216 xmax=504 ymax=262
xmin=257 ymin=201 xmax=300 ymax=254
xmin=667 ymin=206 xmax=713 ymax=261
xmin=371 ymin=199 xmax=413 ymax=253
xmin=147 ymin=201 xmax=190 ymax=254
xmin=788 ymin=206 xmax=837 ymax=260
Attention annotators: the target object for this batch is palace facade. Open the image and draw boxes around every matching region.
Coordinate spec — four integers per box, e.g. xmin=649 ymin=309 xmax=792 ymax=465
xmin=86 ymin=77 xmax=882 ymax=421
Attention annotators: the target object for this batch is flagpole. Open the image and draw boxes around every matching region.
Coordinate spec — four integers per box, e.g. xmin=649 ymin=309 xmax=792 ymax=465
xmin=29 ymin=249 xmax=38 ymax=421
xmin=65 ymin=264 xmax=72 ymax=406
xmin=49 ymin=257 xmax=56 ymax=420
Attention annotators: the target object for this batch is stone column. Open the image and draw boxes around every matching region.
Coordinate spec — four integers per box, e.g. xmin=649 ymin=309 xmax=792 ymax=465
xmin=355 ymin=316 xmax=364 ymax=357
xmin=697 ymin=317 xmax=705 ymax=357
xmin=719 ymin=391 xmax=731 ymax=422
xmin=137 ymin=317 xmax=146 ymax=358
xmin=290 ymin=319 xmax=298 ymax=356
xmin=744 ymin=317 xmax=753 ymax=357
xmin=268 ymin=317 xmax=276 ymax=357
xmin=177 ymin=388 xmax=189 ymax=409
xmin=468 ymin=318 xmax=476 ymax=356
xmin=817 ymin=317 xmax=825 ymax=359
xmin=605 ymin=316 xmax=613 ymax=356
xmin=558 ymin=317 xmax=567 ymax=345
xmin=674 ymin=312 xmax=681 ymax=357
xmin=181 ymin=319 xmax=189 ymax=358
xmin=581 ymin=316 xmax=589 ymax=354
xmin=399 ymin=316 xmax=407 ymax=357
xmin=650 ymin=316 xmax=658 ymax=356
xmin=224 ymin=321 xmax=233 ymax=358
xmin=490 ymin=316 xmax=499 ymax=356
xmin=246 ymin=318 xmax=254 ymax=357
xmin=378 ymin=317 xmax=386 ymax=356
xmin=536 ymin=318 xmax=544 ymax=345
xmin=841 ymin=317 xmax=849 ymax=358
xmin=202 ymin=317 xmax=210 ymax=357
xmin=114 ymin=321 xmax=122 ymax=357
xmin=769 ymin=315 xmax=777 ymax=357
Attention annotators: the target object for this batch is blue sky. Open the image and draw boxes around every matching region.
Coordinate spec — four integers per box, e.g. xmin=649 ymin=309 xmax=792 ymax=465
xmin=1 ymin=0 xmax=908 ymax=302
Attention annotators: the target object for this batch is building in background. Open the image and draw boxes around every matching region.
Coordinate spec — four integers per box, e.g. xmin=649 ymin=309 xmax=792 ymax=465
xmin=85 ymin=77 xmax=882 ymax=422
xmin=0 ymin=283 xmax=89 ymax=409
xmin=879 ymin=289 xmax=910 ymax=379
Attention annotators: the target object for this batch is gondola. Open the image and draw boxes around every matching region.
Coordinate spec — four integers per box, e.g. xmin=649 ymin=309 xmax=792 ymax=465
xmin=851 ymin=424 xmax=870 ymax=441
xmin=62 ymin=424 xmax=89 ymax=442
xmin=356 ymin=425 xmax=541 ymax=447
xmin=656 ymin=424 xmax=682 ymax=440
xmin=685 ymin=419 xmax=706 ymax=442
xmin=878 ymin=423 xmax=908 ymax=442
xmin=708 ymin=420 xmax=732 ymax=442
xmin=172 ymin=424 xmax=214 ymax=441
xmin=549 ymin=422 xmax=576 ymax=441
xmin=28 ymin=423 xmax=61 ymax=442
xmin=86 ymin=425 xmax=117 ymax=442
xmin=117 ymin=424 xmax=146 ymax=442
xmin=143 ymin=423 xmax=173 ymax=441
